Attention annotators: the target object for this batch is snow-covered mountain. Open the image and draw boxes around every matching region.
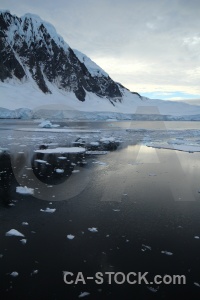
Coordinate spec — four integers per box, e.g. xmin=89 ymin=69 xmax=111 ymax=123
xmin=1 ymin=10 xmax=200 ymax=120
xmin=0 ymin=10 xmax=126 ymax=103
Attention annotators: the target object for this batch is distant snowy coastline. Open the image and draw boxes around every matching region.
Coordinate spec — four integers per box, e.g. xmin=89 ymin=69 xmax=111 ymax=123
xmin=1 ymin=106 xmax=200 ymax=121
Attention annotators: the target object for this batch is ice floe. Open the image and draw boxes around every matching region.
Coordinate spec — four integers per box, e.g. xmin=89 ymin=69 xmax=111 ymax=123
xmin=20 ymin=239 xmax=27 ymax=245
xmin=22 ymin=222 xmax=29 ymax=226
xmin=34 ymin=159 xmax=47 ymax=164
xmin=141 ymin=244 xmax=152 ymax=251
xmin=16 ymin=186 xmax=34 ymax=195
xmin=55 ymin=168 xmax=64 ymax=173
xmin=10 ymin=272 xmax=19 ymax=277
xmin=194 ymin=282 xmax=200 ymax=287
xmin=194 ymin=236 xmax=200 ymax=239
xmin=67 ymin=234 xmax=75 ymax=240
xmin=38 ymin=120 xmax=60 ymax=128
xmin=5 ymin=229 xmax=24 ymax=237
xmin=78 ymin=291 xmax=90 ymax=298
xmin=88 ymin=227 xmax=98 ymax=233
xmin=35 ymin=147 xmax=86 ymax=154
xmin=40 ymin=208 xmax=56 ymax=213
xmin=161 ymin=250 xmax=173 ymax=256
xmin=31 ymin=270 xmax=39 ymax=275
xmin=147 ymin=286 xmax=159 ymax=293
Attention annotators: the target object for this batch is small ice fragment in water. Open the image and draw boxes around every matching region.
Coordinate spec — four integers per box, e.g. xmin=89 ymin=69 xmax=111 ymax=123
xmin=78 ymin=291 xmax=90 ymax=298
xmin=113 ymin=209 xmax=120 ymax=212
xmin=6 ymin=229 xmax=24 ymax=237
xmin=161 ymin=250 xmax=173 ymax=256
xmin=194 ymin=236 xmax=199 ymax=239
xmin=67 ymin=234 xmax=75 ymax=240
xmin=31 ymin=270 xmax=39 ymax=275
xmin=55 ymin=168 xmax=64 ymax=174
xmin=142 ymin=244 xmax=152 ymax=251
xmin=40 ymin=208 xmax=56 ymax=213
xmin=22 ymin=222 xmax=29 ymax=226
xmin=20 ymin=239 xmax=27 ymax=245
xmin=194 ymin=282 xmax=200 ymax=287
xmin=72 ymin=170 xmax=80 ymax=173
xmin=16 ymin=186 xmax=34 ymax=195
xmin=88 ymin=227 xmax=98 ymax=233
xmin=10 ymin=272 xmax=19 ymax=277
xmin=0 ymin=254 xmax=3 ymax=258
xmin=147 ymin=286 xmax=159 ymax=292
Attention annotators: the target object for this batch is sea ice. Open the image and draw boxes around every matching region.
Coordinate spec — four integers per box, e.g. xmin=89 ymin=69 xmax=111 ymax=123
xmin=16 ymin=186 xmax=34 ymax=195
xmin=78 ymin=292 xmax=90 ymax=298
xmin=38 ymin=120 xmax=60 ymax=128
xmin=20 ymin=239 xmax=27 ymax=245
xmin=40 ymin=208 xmax=56 ymax=213
xmin=10 ymin=272 xmax=19 ymax=277
xmin=55 ymin=168 xmax=64 ymax=173
xmin=67 ymin=234 xmax=75 ymax=240
xmin=5 ymin=229 xmax=24 ymax=237
xmin=88 ymin=227 xmax=98 ymax=233
xmin=194 ymin=282 xmax=200 ymax=287
xmin=161 ymin=250 xmax=173 ymax=256
xmin=35 ymin=147 xmax=86 ymax=154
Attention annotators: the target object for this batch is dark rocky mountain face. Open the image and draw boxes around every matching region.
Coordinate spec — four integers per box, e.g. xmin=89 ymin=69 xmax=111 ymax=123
xmin=0 ymin=10 xmax=123 ymax=102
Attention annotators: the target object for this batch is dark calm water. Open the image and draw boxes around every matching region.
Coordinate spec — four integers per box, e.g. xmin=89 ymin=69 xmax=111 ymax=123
xmin=0 ymin=121 xmax=200 ymax=299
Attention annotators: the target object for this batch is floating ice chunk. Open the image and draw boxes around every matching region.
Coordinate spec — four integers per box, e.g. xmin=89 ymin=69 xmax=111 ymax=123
xmin=55 ymin=168 xmax=64 ymax=174
xmin=88 ymin=227 xmax=98 ymax=233
xmin=6 ymin=229 xmax=24 ymax=237
xmin=20 ymin=239 xmax=27 ymax=245
xmin=67 ymin=234 xmax=75 ymax=240
xmin=72 ymin=170 xmax=80 ymax=173
xmin=38 ymin=120 xmax=60 ymax=128
xmin=161 ymin=250 xmax=173 ymax=256
xmin=35 ymin=147 xmax=86 ymax=154
xmin=194 ymin=236 xmax=200 ymax=239
xmin=142 ymin=244 xmax=152 ymax=251
xmin=113 ymin=209 xmax=120 ymax=212
xmin=31 ymin=270 xmax=39 ymax=275
xmin=58 ymin=157 xmax=67 ymax=160
xmin=16 ymin=186 xmax=34 ymax=195
xmin=147 ymin=286 xmax=159 ymax=292
xmin=40 ymin=208 xmax=56 ymax=213
xmin=10 ymin=272 xmax=19 ymax=277
xmin=78 ymin=291 xmax=90 ymax=298
xmin=22 ymin=222 xmax=29 ymax=226
xmin=194 ymin=282 xmax=200 ymax=287
xmin=34 ymin=159 xmax=47 ymax=164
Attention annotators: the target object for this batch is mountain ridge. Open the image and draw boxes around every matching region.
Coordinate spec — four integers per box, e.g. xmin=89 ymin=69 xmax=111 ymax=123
xmin=0 ymin=10 xmax=130 ymax=103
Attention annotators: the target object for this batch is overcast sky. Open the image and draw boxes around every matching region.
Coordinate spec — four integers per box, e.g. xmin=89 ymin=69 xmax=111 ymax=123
xmin=1 ymin=0 xmax=200 ymax=100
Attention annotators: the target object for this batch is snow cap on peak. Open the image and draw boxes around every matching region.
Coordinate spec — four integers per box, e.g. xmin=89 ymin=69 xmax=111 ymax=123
xmin=20 ymin=13 xmax=69 ymax=51
xmin=73 ymin=49 xmax=108 ymax=78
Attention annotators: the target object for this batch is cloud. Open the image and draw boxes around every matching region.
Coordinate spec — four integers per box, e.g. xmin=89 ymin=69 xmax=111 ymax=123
xmin=1 ymin=0 xmax=200 ymax=97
